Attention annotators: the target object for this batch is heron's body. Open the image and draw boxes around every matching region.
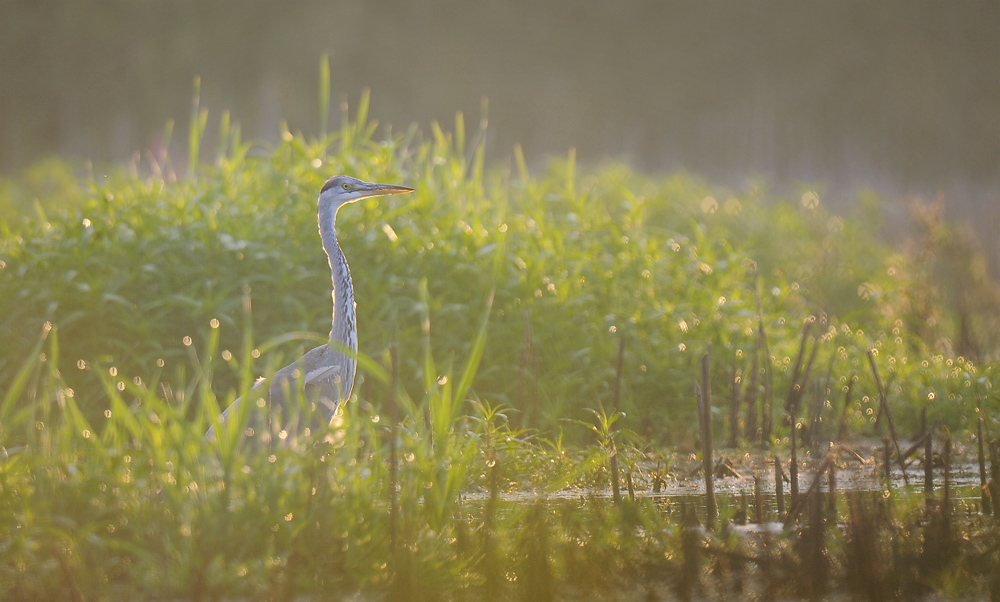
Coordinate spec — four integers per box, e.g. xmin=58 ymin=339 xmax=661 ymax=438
xmin=208 ymin=175 xmax=413 ymax=447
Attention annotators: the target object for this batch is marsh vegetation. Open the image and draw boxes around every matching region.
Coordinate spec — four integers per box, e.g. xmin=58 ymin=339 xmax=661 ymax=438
xmin=2 ymin=91 xmax=999 ymax=600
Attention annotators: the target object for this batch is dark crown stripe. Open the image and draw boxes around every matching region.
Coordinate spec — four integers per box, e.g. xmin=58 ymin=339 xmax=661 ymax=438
xmin=320 ymin=177 xmax=339 ymax=193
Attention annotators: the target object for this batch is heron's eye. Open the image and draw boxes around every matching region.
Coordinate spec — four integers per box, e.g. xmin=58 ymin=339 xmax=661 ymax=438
xmin=342 ymin=183 xmax=350 ymax=190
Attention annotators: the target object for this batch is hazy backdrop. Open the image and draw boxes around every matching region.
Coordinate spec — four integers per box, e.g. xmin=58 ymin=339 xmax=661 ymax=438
xmin=3 ymin=1 xmax=997 ymax=239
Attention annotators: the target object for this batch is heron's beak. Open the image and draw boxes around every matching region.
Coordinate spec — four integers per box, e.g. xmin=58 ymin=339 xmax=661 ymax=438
xmin=358 ymin=181 xmax=414 ymax=200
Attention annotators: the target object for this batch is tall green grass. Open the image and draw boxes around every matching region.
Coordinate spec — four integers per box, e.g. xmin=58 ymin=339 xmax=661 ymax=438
xmin=2 ymin=334 xmax=999 ymax=599
xmin=0 ymin=284 xmax=643 ymax=600
xmin=1 ymin=87 xmax=1000 ymax=599
xmin=0 ymin=95 xmax=995 ymax=442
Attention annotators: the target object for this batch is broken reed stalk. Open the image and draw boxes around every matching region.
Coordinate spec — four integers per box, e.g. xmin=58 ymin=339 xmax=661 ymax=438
xmin=882 ymin=436 xmax=892 ymax=487
xmin=845 ymin=493 xmax=887 ymax=602
xmin=899 ymin=430 xmax=932 ymax=467
xmin=786 ymin=321 xmax=819 ymax=508
xmin=933 ymin=434 xmax=955 ymax=569
xmin=943 ymin=434 xmax=952 ymax=526
xmin=800 ymin=492 xmax=828 ymax=599
xmin=790 ymin=416 xmax=799 ymax=508
xmin=989 ymin=441 xmax=1000 ymax=517
xmin=837 ymin=374 xmax=855 ymax=441
xmin=609 ymin=331 xmax=625 ymax=505
xmin=698 ymin=349 xmax=717 ymax=530
xmin=728 ymin=363 xmax=741 ymax=448
xmin=784 ymin=451 xmax=836 ymax=526
xmin=775 ymin=457 xmax=785 ymax=517
xmin=808 ymin=354 xmax=836 ymax=445
xmin=783 ymin=320 xmax=815 ymax=415
xmin=828 ymin=461 xmax=837 ymax=516
xmin=923 ymin=409 xmax=933 ymax=507
xmin=794 ymin=329 xmax=820 ymax=412
xmin=753 ymin=475 xmax=764 ymax=523
xmin=977 ymin=393 xmax=988 ymax=513
xmin=866 ymin=350 xmax=909 ymax=484
xmin=752 ymin=269 xmax=774 ymax=442
xmin=746 ymin=351 xmax=759 ymax=444
xmin=677 ymin=502 xmax=704 ymax=601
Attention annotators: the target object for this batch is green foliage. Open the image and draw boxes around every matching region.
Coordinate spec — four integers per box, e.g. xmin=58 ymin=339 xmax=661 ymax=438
xmin=2 ymin=94 xmax=1000 ymax=600
xmin=1 ymin=103 xmax=997 ymax=443
xmin=0 ymin=303 xmax=673 ymax=600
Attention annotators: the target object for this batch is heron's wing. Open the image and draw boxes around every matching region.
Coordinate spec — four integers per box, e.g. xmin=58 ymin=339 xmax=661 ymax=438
xmin=301 ymin=345 xmax=351 ymax=422
xmin=267 ymin=344 xmax=349 ymax=423
xmin=205 ymin=348 xmax=316 ymax=442
xmin=205 ymin=343 xmax=350 ymax=441
xmin=205 ymin=376 xmax=267 ymax=440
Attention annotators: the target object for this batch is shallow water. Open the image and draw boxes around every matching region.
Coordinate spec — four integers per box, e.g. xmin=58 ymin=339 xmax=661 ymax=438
xmin=466 ymin=446 xmax=990 ymax=521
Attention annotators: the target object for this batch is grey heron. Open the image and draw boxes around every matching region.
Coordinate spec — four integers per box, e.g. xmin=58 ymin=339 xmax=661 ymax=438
xmin=208 ymin=175 xmax=414 ymax=447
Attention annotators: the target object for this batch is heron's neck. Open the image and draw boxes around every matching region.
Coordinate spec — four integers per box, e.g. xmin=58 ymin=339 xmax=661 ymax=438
xmin=319 ymin=204 xmax=357 ymax=355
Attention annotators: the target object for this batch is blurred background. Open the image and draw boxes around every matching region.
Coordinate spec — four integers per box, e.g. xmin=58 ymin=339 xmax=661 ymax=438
xmin=2 ymin=0 xmax=998 ymax=252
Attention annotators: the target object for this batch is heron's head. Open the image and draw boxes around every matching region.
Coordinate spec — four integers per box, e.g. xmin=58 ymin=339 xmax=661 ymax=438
xmin=319 ymin=175 xmax=414 ymax=209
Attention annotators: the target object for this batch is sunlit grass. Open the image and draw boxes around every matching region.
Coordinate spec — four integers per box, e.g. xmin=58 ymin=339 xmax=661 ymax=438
xmin=1 ymin=81 xmax=999 ymax=598
xmin=1 ymin=94 xmax=994 ymax=443
xmin=0 ymin=304 xmax=663 ymax=599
